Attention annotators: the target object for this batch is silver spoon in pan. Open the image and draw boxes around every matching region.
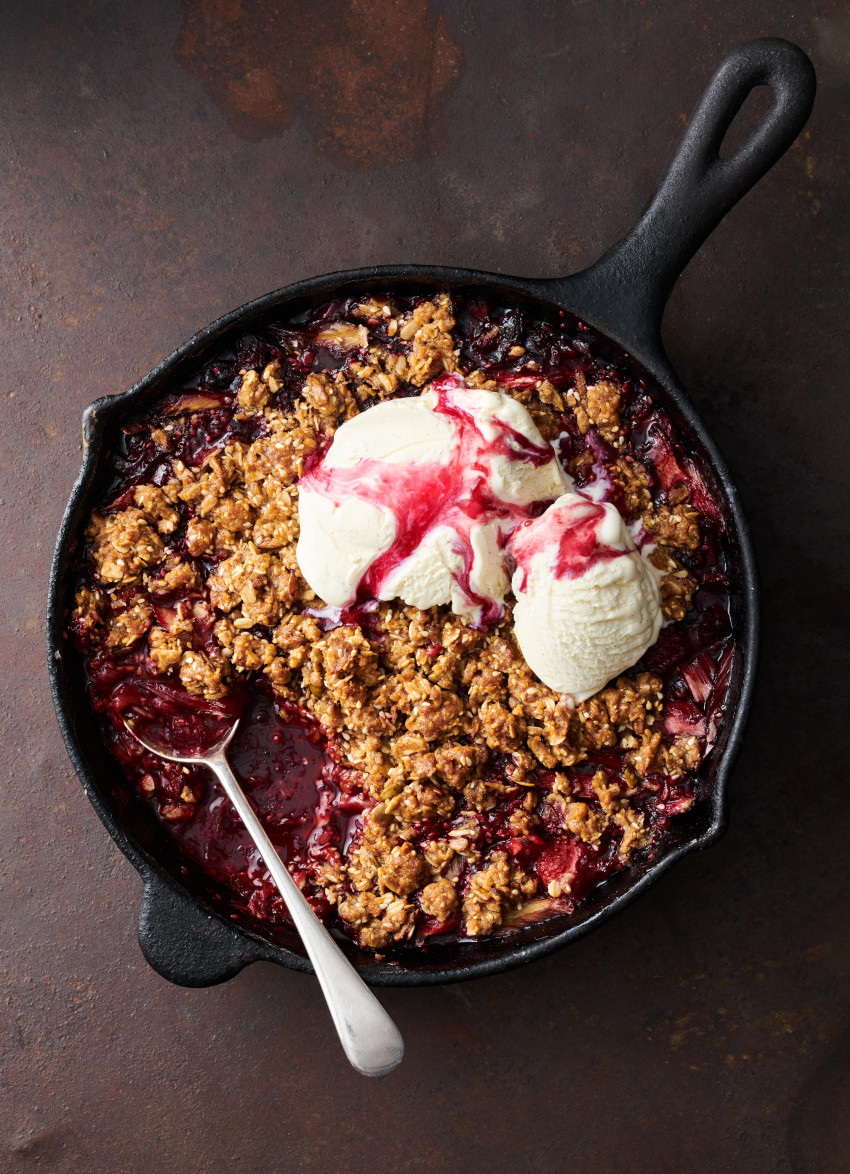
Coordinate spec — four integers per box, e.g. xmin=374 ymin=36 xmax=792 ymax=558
xmin=124 ymin=715 xmax=404 ymax=1077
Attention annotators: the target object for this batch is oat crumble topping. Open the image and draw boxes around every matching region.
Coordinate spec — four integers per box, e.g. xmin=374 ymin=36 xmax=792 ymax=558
xmin=70 ymin=291 xmax=737 ymax=952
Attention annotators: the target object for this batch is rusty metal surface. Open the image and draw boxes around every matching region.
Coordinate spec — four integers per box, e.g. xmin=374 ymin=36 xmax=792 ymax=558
xmin=1 ymin=1 xmax=848 ymax=1170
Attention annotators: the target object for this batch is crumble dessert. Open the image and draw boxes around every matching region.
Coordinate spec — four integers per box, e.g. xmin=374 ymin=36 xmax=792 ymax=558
xmin=69 ymin=291 xmax=737 ymax=953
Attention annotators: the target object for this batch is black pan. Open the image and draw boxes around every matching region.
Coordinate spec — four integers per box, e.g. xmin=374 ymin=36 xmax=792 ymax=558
xmin=48 ymin=38 xmax=815 ymax=988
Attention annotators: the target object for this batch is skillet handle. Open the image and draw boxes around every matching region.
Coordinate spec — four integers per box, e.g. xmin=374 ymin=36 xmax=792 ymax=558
xmin=137 ymin=874 xmax=267 ymax=987
xmin=540 ymin=38 xmax=815 ymax=357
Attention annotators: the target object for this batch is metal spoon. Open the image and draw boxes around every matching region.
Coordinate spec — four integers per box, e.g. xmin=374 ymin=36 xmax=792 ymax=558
xmin=125 ymin=715 xmax=404 ymax=1077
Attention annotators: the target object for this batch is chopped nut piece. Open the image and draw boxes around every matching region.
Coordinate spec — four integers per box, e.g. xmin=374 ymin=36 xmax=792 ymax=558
xmin=314 ymin=322 xmax=368 ymax=350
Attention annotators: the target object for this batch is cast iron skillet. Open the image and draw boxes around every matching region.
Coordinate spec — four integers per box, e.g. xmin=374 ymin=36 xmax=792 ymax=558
xmin=48 ymin=39 xmax=814 ymax=988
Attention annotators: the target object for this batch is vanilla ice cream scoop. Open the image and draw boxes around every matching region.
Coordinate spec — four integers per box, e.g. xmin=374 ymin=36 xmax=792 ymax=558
xmin=509 ymin=494 xmax=662 ymax=699
xmin=296 ymin=372 xmax=569 ymax=624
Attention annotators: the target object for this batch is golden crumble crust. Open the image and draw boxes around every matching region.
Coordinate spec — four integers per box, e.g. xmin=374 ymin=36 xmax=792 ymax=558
xmin=103 ymin=596 xmax=154 ymax=651
xmin=644 ymin=502 xmax=701 ymax=551
xmin=75 ymin=293 xmax=726 ymax=951
xmin=648 ymin=547 xmax=698 ymax=621
xmin=178 ymin=649 xmax=231 ymax=700
xmin=608 ymin=456 xmax=652 ymax=519
xmin=566 ymin=371 xmax=623 ymax=445
xmin=462 ymin=851 xmax=538 ymax=937
xmin=419 ymin=878 xmax=459 ymax=922
xmin=87 ymin=508 xmax=165 ymax=586
xmin=148 ymin=623 xmax=191 ymax=672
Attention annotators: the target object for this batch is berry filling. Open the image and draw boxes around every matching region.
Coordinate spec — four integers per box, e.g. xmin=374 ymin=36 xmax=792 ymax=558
xmin=68 ymin=290 xmax=739 ymax=953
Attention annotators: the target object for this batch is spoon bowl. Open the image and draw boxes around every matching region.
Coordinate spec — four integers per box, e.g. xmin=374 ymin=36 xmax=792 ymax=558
xmin=125 ymin=713 xmax=239 ymax=764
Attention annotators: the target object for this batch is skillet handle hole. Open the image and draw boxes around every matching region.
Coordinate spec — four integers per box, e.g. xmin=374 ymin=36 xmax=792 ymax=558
xmin=718 ymin=84 xmax=773 ymax=159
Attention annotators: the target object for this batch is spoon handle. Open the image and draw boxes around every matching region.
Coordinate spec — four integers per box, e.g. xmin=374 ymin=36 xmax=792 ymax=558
xmin=207 ymin=751 xmax=404 ymax=1077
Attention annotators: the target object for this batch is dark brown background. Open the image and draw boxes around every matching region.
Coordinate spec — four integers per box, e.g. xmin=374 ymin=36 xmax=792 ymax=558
xmin=2 ymin=2 xmax=848 ymax=1171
